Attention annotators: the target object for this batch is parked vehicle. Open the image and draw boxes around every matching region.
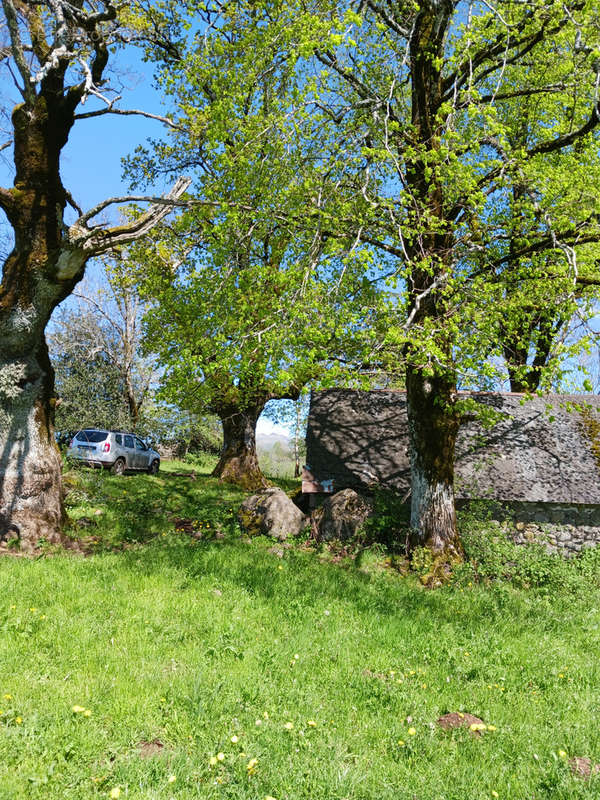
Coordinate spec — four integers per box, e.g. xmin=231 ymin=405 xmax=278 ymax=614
xmin=67 ymin=429 xmax=160 ymax=475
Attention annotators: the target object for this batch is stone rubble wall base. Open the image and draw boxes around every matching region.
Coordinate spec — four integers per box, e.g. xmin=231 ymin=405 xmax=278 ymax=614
xmin=459 ymin=500 xmax=600 ymax=557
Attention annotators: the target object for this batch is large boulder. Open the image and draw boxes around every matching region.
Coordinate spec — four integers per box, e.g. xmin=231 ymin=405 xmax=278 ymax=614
xmin=313 ymin=488 xmax=374 ymax=542
xmin=238 ymin=488 xmax=308 ymax=540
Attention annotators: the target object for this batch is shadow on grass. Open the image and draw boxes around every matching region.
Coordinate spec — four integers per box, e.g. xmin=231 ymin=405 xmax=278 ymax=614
xmin=63 ymin=461 xmax=554 ymax=635
xmin=114 ymin=531 xmax=529 ymax=638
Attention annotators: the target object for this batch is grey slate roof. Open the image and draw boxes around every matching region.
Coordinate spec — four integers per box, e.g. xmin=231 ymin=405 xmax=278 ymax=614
xmin=305 ymin=390 xmax=600 ymax=504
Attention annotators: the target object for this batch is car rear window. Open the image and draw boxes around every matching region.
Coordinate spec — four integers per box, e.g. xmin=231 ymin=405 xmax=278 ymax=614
xmin=74 ymin=430 xmax=108 ymax=443
xmin=115 ymin=434 xmax=122 ymax=445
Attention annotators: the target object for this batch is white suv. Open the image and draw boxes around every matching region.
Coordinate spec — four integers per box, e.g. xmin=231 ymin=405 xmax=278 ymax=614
xmin=67 ymin=429 xmax=160 ymax=475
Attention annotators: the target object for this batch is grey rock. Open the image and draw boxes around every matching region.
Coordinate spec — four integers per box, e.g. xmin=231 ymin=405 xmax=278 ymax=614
xmin=313 ymin=488 xmax=374 ymax=542
xmin=238 ymin=488 xmax=308 ymax=540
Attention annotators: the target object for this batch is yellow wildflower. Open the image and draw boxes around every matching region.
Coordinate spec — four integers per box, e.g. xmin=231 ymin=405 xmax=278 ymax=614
xmin=167 ymin=774 xmax=176 ymax=783
xmin=307 ymin=720 xmax=316 ymax=727
xmin=231 ymin=735 xmax=239 ymax=743
xmin=216 ymin=752 xmax=225 ymax=762
xmin=469 ymin=723 xmax=487 ymax=732
xmin=558 ymin=749 xmax=567 ymax=758
xmin=72 ymin=705 xmax=86 ymax=713
xmin=247 ymin=757 xmax=258 ymax=773
xmin=209 ymin=756 xmax=218 ymax=766
xmin=284 ymin=722 xmax=294 ymax=730
xmin=109 ymin=788 xmax=121 ymax=799
xmin=486 ymin=724 xmax=496 ymax=731
xmin=15 ymin=716 xmax=22 ymax=724
xmin=491 ymin=793 xmax=499 ymax=798
xmin=397 ymin=740 xmax=405 ymax=747
xmin=83 ymin=709 xmax=92 ymax=717
xmin=3 ymin=694 xmax=12 ymax=701
xmin=407 ymin=727 xmax=417 ymax=736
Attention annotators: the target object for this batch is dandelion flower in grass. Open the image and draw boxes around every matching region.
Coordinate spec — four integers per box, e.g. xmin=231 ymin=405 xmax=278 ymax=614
xmin=486 ymin=724 xmax=496 ymax=731
xmin=491 ymin=793 xmax=499 ymax=798
xmin=397 ymin=740 xmax=405 ymax=747
xmin=558 ymin=750 xmax=567 ymax=759
xmin=255 ymin=719 xmax=262 ymax=726
xmin=407 ymin=728 xmax=417 ymax=736
xmin=15 ymin=717 xmax=22 ymax=724
xmin=284 ymin=722 xmax=294 ymax=730
xmin=167 ymin=774 xmax=176 ymax=783
xmin=246 ymin=757 xmax=258 ymax=774
xmin=307 ymin=720 xmax=316 ymax=727
xmin=83 ymin=709 xmax=92 ymax=717
xmin=109 ymin=788 xmax=121 ymax=799
xmin=469 ymin=723 xmax=487 ymax=732
xmin=263 ymin=711 xmax=269 ymax=719
xmin=209 ymin=756 xmax=218 ymax=766
xmin=265 ymin=796 xmax=277 ymax=800
xmin=231 ymin=735 xmax=239 ymax=743
xmin=72 ymin=705 xmax=86 ymax=713
xmin=3 ymin=694 xmax=12 ymax=701
xmin=216 ymin=752 xmax=225 ymax=762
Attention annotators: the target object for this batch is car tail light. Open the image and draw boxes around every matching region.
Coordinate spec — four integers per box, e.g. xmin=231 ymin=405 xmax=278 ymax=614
xmin=103 ymin=442 xmax=111 ymax=452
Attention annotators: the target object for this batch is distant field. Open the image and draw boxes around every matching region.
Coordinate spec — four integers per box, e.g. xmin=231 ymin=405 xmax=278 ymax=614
xmin=0 ymin=462 xmax=599 ymax=799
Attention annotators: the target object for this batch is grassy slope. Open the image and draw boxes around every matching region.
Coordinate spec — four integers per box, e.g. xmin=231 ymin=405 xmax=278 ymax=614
xmin=0 ymin=462 xmax=599 ymax=799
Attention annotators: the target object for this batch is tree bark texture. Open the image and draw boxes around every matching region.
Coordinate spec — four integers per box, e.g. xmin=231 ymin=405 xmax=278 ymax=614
xmin=212 ymin=405 xmax=269 ymax=490
xmin=406 ymin=368 xmax=462 ymax=558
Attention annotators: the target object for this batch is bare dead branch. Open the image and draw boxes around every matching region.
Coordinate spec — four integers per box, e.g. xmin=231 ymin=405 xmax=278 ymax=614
xmin=74 ymin=105 xmax=180 ymax=129
xmin=2 ymin=0 xmax=34 ymax=101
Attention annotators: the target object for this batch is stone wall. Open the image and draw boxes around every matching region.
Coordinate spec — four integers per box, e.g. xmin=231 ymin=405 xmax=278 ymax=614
xmin=306 ymin=389 xmax=600 ymax=554
xmin=459 ymin=500 xmax=600 ymax=556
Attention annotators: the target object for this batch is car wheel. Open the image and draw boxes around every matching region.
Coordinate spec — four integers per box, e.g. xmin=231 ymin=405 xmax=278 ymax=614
xmin=148 ymin=459 xmax=160 ymax=475
xmin=111 ymin=458 xmax=126 ymax=476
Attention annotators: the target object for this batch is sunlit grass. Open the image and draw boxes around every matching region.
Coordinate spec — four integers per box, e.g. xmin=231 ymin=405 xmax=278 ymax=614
xmin=0 ymin=466 xmax=599 ymax=798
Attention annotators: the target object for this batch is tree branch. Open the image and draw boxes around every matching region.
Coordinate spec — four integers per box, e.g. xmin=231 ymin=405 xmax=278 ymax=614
xmin=0 ymin=185 xmax=15 ymax=216
xmin=74 ymin=104 xmax=181 ymax=129
xmin=73 ymin=176 xmax=192 ymax=254
xmin=2 ymin=0 xmax=35 ymax=102
xmin=528 ymin=103 xmax=600 ymax=155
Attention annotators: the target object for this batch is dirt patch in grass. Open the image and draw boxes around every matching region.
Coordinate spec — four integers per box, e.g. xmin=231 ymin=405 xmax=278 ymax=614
xmin=569 ymin=756 xmax=600 ymax=778
xmin=437 ymin=712 xmax=486 ymax=737
xmin=137 ymin=739 xmax=166 ymax=758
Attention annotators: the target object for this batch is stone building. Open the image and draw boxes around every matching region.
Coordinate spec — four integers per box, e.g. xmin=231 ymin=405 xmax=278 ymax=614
xmin=305 ymin=389 xmax=600 ymax=554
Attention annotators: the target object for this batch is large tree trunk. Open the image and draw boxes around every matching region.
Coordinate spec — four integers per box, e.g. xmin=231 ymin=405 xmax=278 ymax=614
xmin=406 ymin=368 xmax=462 ymax=559
xmin=212 ymin=405 xmax=269 ymax=490
xmin=0 ymin=336 xmax=66 ymax=550
xmin=0 ymin=97 xmax=85 ymax=551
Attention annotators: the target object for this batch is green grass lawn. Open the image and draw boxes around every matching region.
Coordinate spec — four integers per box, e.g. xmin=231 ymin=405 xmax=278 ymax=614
xmin=1 ymin=462 xmax=599 ymax=799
